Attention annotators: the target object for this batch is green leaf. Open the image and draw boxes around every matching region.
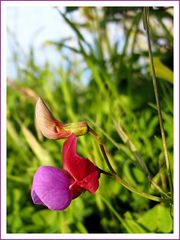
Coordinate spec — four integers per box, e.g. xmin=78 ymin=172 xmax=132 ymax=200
xmin=138 ymin=204 xmax=172 ymax=232
xmin=153 ymin=57 xmax=173 ymax=84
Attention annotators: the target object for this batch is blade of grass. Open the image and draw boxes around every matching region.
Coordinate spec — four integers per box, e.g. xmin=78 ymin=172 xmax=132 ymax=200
xmin=114 ymin=121 xmax=150 ymax=176
xmin=57 ymin=9 xmax=92 ymax=50
xmin=100 ymin=195 xmax=132 ymax=233
xmin=114 ymin=121 xmax=170 ymax=198
xmin=21 ymin=124 xmax=55 ymax=166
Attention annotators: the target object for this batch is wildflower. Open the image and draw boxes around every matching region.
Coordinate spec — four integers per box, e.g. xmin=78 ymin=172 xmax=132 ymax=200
xmin=31 ymin=135 xmax=99 ymax=210
xmin=35 ymin=97 xmax=88 ymax=139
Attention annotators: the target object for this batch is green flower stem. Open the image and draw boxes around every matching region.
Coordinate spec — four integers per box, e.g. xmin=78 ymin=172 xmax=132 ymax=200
xmin=98 ymin=168 xmax=112 ymax=176
xmin=114 ymin=174 xmax=161 ymax=202
xmin=143 ymin=7 xmax=173 ymax=197
xmin=89 ymin=127 xmax=162 ymax=202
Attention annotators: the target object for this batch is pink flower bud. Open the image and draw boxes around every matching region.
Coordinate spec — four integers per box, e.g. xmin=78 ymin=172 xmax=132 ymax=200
xmin=35 ymin=98 xmax=89 ymax=139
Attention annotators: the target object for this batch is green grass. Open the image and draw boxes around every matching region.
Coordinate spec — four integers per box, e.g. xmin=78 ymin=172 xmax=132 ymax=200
xmin=7 ymin=7 xmax=173 ymax=233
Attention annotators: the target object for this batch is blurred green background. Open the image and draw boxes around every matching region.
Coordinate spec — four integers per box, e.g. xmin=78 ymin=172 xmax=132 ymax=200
xmin=7 ymin=7 xmax=173 ymax=233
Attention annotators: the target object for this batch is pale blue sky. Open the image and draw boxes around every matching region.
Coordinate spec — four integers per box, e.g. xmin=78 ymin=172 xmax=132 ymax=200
xmin=7 ymin=7 xmax=124 ymax=80
xmin=7 ymin=7 xmax=76 ymax=79
xmin=7 ymin=7 xmax=66 ymax=50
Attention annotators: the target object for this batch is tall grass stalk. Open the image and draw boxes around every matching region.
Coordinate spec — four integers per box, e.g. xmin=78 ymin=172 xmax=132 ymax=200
xmin=143 ymin=7 xmax=173 ymax=198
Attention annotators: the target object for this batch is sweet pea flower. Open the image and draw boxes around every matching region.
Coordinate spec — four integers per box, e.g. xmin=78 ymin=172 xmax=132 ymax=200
xmin=31 ymin=135 xmax=99 ymax=210
xmin=35 ymin=97 xmax=88 ymax=139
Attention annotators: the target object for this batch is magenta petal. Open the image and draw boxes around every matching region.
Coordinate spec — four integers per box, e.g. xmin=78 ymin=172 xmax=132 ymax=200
xmin=31 ymin=166 xmax=72 ymax=210
xmin=63 ymin=135 xmax=96 ymax=180
xmin=77 ymin=170 xmax=99 ymax=193
xmin=63 ymin=135 xmax=99 ymax=193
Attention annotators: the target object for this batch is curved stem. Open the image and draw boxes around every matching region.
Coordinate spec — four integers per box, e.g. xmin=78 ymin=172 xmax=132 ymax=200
xmin=89 ymin=126 xmax=164 ymax=202
xmin=98 ymin=168 xmax=113 ymax=176
xmin=114 ymin=174 xmax=161 ymax=202
xmin=143 ymin=7 xmax=173 ymax=197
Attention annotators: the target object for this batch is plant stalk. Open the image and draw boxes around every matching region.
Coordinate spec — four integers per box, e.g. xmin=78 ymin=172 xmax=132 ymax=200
xmin=114 ymin=175 xmax=161 ymax=202
xmin=89 ymin=126 xmax=163 ymax=202
xmin=143 ymin=7 xmax=173 ymax=197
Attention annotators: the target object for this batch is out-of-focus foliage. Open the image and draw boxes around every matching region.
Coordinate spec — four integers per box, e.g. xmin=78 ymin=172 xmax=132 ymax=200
xmin=7 ymin=7 xmax=173 ymax=233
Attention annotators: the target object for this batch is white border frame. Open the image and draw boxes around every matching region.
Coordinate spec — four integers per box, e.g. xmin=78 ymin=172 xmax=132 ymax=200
xmin=1 ymin=1 xmax=179 ymax=239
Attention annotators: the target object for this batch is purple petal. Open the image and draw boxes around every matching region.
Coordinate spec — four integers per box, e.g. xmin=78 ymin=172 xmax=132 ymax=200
xmin=31 ymin=190 xmax=45 ymax=205
xmin=31 ymin=166 xmax=72 ymax=210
